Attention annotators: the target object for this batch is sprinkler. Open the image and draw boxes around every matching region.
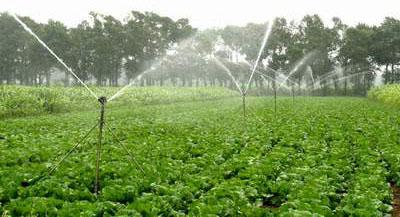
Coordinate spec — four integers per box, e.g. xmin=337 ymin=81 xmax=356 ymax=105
xmin=211 ymin=23 xmax=272 ymax=123
xmin=212 ymin=57 xmax=247 ymax=119
xmin=21 ymin=96 xmax=144 ymax=195
xmin=14 ymin=13 xmax=146 ymax=196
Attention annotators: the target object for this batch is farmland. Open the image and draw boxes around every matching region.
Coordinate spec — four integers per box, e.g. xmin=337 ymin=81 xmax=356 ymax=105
xmin=1 ymin=88 xmax=399 ymax=216
xmin=3 ymin=0 xmax=400 ymax=215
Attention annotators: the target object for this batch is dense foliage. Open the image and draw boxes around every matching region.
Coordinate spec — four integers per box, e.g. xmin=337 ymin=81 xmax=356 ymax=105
xmin=0 ymin=11 xmax=194 ymax=86
xmin=368 ymin=84 xmax=400 ymax=107
xmin=0 ymin=95 xmax=399 ymax=216
xmin=0 ymin=85 xmax=237 ymax=118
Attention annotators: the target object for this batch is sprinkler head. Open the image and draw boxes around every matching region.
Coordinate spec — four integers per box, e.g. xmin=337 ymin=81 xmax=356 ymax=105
xmin=98 ymin=96 xmax=107 ymax=105
xmin=21 ymin=180 xmax=30 ymax=187
xmin=20 ymin=175 xmax=44 ymax=187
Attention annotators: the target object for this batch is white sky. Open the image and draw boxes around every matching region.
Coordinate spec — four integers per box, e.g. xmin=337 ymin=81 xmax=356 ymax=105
xmin=2 ymin=0 xmax=399 ymax=29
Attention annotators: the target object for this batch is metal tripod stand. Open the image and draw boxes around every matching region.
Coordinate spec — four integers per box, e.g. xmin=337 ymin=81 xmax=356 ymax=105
xmin=22 ymin=96 xmax=144 ymax=195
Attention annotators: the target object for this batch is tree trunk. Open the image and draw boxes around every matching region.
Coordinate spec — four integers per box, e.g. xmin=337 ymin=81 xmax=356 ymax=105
xmin=181 ymin=78 xmax=186 ymax=87
xmin=46 ymin=71 xmax=51 ymax=86
xmin=297 ymin=77 xmax=301 ymax=96
xmin=38 ymin=74 xmax=43 ymax=85
xmin=385 ymin=64 xmax=389 ymax=84
xmin=391 ymin=63 xmax=395 ymax=84
xmin=64 ymin=71 xmax=70 ymax=87
xmin=363 ymin=74 xmax=366 ymax=96
xmin=188 ymin=78 xmax=193 ymax=87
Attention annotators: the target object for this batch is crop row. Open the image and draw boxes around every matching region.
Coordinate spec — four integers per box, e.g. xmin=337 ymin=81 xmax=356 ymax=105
xmin=1 ymin=97 xmax=399 ymax=216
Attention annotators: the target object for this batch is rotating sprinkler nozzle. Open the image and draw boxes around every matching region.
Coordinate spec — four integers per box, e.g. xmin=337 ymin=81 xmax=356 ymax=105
xmin=21 ymin=174 xmax=46 ymax=187
xmin=98 ymin=96 xmax=107 ymax=105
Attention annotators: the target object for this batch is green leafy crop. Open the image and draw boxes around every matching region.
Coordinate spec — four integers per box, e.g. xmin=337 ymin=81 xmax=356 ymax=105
xmin=0 ymin=89 xmax=399 ymax=216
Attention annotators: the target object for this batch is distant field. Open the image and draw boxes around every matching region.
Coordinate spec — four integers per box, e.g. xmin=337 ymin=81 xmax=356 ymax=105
xmin=0 ymin=85 xmax=238 ymax=118
xmin=1 ymin=95 xmax=399 ymax=216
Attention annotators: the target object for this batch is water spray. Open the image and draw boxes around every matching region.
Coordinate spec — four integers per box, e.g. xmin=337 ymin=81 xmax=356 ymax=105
xmin=212 ymin=22 xmax=271 ymax=120
xmin=212 ymin=57 xmax=247 ymax=122
xmin=323 ymin=71 xmax=370 ymax=86
xmin=256 ymin=70 xmax=297 ymax=117
xmin=108 ymin=59 xmax=164 ymax=102
xmin=109 ymin=36 xmax=198 ymax=103
xmin=12 ymin=14 xmax=98 ymax=100
xmin=244 ymin=22 xmax=272 ymax=95
xmin=242 ymin=22 xmax=272 ymax=119
xmin=318 ymin=68 xmax=343 ymax=84
xmin=14 ymin=14 xmax=144 ymax=195
xmin=212 ymin=57 xmax=244 ymax=96
xmin=277 ymin=51 xmax=317 ymax=90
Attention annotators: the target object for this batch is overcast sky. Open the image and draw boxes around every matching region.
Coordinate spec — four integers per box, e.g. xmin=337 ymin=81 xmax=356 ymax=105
xmin=2 ymin=0 xmax=400 ymax=29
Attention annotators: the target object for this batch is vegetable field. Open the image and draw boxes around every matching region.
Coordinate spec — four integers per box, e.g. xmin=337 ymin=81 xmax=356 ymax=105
xmin=1 ymin=93 xmax=400 ymax=216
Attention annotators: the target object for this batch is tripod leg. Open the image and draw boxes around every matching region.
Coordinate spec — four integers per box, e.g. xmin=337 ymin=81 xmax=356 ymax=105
xmin=22 ymin=122 xmax=99 ymax=186
xmin=105 ymin=124 xmax=145 ymax=174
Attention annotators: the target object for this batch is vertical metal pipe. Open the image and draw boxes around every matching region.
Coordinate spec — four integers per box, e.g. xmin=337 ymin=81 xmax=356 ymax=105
xmin=274 ymin=87 xmax=277 ymax=117
xmin=292 ymin=86 xmax=295 ymax=108
xmin=95 ymin=96 xmax=106 ymax=195
xmin=273 ymin=70 xmax=277 ymax=118
xmin=242 ymin=94 xmax=246 ymax=118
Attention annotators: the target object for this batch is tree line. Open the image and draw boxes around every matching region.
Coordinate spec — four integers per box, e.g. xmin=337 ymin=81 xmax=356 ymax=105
xmin=0 ymin=11 xmax=193 ymax=86
xmin=1 ymin=12 xmax=400 ymax=95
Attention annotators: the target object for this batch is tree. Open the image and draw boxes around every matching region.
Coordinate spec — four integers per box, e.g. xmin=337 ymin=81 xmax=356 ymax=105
xmin=0 ymin=13 xmax=24 ymax=84
xmin=370 ymin=17 xmax=400 ymax=84
xmin=298 ymin=15 xmax=336 ymax=94
xmin=18 ymin=16 xmax=52 ymax=86
xmin=123 ymin=11 xmax=195 ymax=85
xmin=338 ymin=24 xmax=375 ymax=95
xmin=69 ymin=21 xmax=93 ymax=84
xmin=42 ymin=20 xmax=71 ymax=86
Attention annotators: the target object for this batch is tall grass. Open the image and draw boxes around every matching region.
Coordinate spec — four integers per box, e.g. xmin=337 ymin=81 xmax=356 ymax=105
xmin=368 ymin=84 xmax=400 ymax=107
